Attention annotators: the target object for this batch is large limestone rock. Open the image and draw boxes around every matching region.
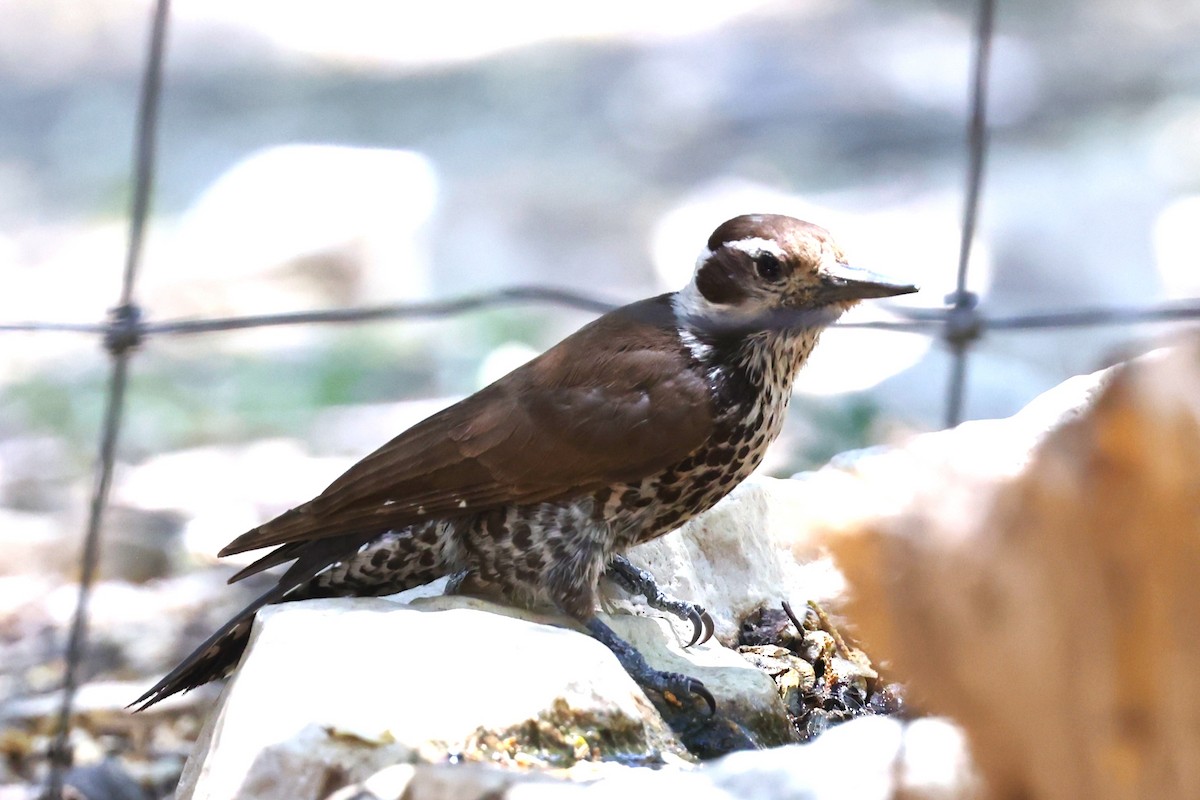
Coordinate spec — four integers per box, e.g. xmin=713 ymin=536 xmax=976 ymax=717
xmin=176 ymin=594 xmax=789 ymax=800
xmin=177 ymin=596 xmax=674 ymax=800
xmin=780 ymin=338 xmax=1200 ymax=800
xmin=174 ymin=459 xmax=839 ymax=800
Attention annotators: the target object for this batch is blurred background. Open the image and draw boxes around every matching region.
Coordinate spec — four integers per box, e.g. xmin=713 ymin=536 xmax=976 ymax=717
xmin=1 ymin=0 xmax=1199 ymax=793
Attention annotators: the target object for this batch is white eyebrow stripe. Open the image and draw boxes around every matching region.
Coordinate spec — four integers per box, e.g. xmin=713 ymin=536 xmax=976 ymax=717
xmin=724 ymin=237 xmax=786 ymax=259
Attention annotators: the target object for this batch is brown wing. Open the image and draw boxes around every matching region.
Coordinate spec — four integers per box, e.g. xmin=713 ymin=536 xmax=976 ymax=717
xmin=219 ymin=295 xmax=712 ymax=556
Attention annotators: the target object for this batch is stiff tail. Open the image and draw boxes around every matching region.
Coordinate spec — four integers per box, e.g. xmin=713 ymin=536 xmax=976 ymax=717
xmin=131 ymin=536 xmax=370 ymax=711
xmin=132 ymin=526 xmax=461 ymax=710
xmin=130 ymin=590 xmax=273 ymax=711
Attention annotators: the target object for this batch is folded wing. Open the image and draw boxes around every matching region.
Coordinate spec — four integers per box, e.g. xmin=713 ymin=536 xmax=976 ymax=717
xmin=219 ymin=296 xmax=711 ymax=557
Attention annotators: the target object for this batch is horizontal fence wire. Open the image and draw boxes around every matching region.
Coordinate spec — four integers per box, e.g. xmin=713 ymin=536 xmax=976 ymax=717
xmin=4 ymin=294 xmax=1200 ymax=339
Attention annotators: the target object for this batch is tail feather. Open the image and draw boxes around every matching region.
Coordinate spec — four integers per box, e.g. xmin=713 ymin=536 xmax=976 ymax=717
xmin=226 ymin=542 xmax=306 ymax=584
xmin=130 ymin=589 xmax=275 ymax=711
xmin=132 ymin=536 xmax=368 ymax=710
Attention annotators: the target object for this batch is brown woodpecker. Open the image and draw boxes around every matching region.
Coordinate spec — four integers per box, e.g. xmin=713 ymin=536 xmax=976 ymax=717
xmin=133 ymin=214 xmax=916 ymax=712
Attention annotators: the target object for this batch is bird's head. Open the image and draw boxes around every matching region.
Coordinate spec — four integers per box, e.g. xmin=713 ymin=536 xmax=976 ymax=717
xmin=676 ymin=214 xmax=917 ymax=334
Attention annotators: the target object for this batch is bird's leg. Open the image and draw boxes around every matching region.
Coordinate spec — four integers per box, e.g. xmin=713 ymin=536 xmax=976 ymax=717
xmin=605 ymin=554 xmax=715 ymax=648
xmin=542 ymin=546 xmax=716 ymax=715
xmin=585 ymin=616 xmax=716 ymax=715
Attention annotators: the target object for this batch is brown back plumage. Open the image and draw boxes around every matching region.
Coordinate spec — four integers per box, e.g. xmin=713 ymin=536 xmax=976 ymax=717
xmin=219 ymin=295 xmax=713 ymax=558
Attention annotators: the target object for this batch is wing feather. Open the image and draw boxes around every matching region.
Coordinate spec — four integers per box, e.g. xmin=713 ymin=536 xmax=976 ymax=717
xmin=219 ymin=296 xmax=710 ymax=556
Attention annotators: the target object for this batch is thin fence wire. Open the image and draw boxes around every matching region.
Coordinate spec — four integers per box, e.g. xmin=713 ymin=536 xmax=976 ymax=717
xmin=7 ymin=295 xmax=1200 ymax=339
xmin=42 ymin=1 xmax=170 ymax=797
xmin=7 ymin=0 xmax=1198 ymax=796
xmin=944 ymin=0 xmax=995 ymax=428
xmin=9 ymin=296 xmax=1200 ymax=343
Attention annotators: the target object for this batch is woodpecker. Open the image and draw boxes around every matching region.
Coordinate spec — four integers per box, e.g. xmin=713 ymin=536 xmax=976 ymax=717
xmin=133 ymin=214 xmax=916 ymax=713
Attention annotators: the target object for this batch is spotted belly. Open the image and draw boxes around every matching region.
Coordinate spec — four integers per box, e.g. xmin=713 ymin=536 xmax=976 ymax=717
xmin=608 ymin=393 xmax=791 ymax=551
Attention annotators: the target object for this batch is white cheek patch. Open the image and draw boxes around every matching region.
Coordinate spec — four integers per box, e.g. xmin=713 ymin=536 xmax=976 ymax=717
xmin=679 ymin=246 xmax=724 ymax=317
xmin=673 ymin=281 xmax=717 ymax=320
xmin=679 ymin=237 xmax=784 ymax=324
xmin=724 ymin=237 xmax=787 ymax=261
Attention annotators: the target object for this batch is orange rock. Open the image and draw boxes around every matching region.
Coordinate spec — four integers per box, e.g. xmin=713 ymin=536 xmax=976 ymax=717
xmin=798 ymin=337 xmax=1200 ymax=800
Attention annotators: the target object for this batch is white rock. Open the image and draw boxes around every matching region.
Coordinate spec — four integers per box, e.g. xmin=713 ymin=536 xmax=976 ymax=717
xmin=334 ymin=763 xmax=415 ymax=800
xmin=706 ymin=716 xmax=904 ymax=800
xmin=613 ymin=477 xmax=845 ymax=647
xmin=178 ymin=596 xmax=679 ymax=800
xmin=0 ymin=436 xmax=73 ymax=511
xmin=900 ymin=717 xmax=978 ymax=798
xmin=512 ymin=765 xmax=731 ymax=799
xmin=406 ymin=595 xmax=783 ymax=738
xmin=703 ymin=716 xmax=974 ymax=800
xmin=341 ymin=717 xmax=975 ymax=800
xmin=0 ymin=508 xmax=61 ymax=577
xmin=328 ymin=762 xmax=573 ymax=800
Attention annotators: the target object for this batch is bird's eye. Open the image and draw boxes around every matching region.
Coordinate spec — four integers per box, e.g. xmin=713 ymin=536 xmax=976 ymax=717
xmin=755 ymin=252 xmax=783 ymax=281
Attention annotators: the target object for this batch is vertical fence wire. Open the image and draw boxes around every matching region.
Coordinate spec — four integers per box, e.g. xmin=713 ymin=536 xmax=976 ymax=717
xmin=944 ymin=0 xmax=996 ymax=428
xmin=44 ymin=1 xmax=170 ymax=797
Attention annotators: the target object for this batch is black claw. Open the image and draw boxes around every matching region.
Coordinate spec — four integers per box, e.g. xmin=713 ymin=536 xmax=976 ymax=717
xmin=682 ymin=607 xmax=716 ymax=648
xmin=687 ymin=677 xmax=717 ymax=716
xmin=685 ymin=608 xmax=704 ymax=648
xmin=606 ymin=555 xmax=717 ymax=648
xmin=700 ymin=610 xmax=715 ymax=646
xmin=654 ymin=670 xmax=717 ymax=716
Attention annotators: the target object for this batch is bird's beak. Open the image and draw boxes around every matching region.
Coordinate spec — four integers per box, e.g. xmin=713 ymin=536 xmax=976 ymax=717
xmin=816 ymin=262 xmax=919 ymax=304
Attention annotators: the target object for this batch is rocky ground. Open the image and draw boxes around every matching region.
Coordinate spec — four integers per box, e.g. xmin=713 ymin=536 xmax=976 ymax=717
xmin=0 ymin=479 xmax=931 ymax=799
xmin=0 ymin=453 xmax=949 ymax=798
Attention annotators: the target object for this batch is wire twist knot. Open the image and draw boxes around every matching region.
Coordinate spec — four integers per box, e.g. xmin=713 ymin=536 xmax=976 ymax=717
xmin=944 ymin=290 xmax=982 ymax=349
xmin=103 ymin=303 xmax=145 ymax=356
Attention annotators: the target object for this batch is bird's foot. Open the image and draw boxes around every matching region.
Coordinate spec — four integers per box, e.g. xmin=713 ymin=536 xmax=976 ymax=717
xmin=585 ymin=616 xmax=716 ymax=715
xmin=606 ymin=554 xmax=715 ymax=647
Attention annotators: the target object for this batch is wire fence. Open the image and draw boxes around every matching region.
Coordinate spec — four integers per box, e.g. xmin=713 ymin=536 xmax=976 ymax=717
xmin=7 ymin=0 xmax=1197 ymax=796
